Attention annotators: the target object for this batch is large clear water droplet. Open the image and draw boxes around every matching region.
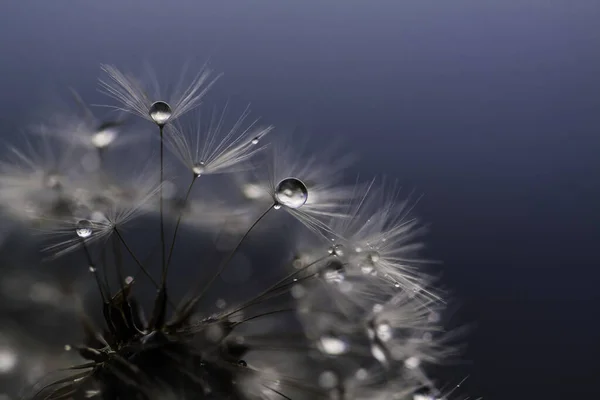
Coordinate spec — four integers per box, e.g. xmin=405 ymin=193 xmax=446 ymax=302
xmin=192 ymin=161 xmax=206 ymax=177
xmin=274 ymin=177 xmax=308 ymax=209
xmin=76 ymin=219 xmax=93 ymax=238
xmin=318 ymin=335 xmax=349 ymax=355
xmin=149 ymin=101 xmax=172 ymax=126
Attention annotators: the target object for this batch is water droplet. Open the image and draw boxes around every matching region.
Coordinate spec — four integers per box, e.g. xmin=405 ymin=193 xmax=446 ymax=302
xmin=124 ymin=276 xmax=134 ymax=285
xmin=238 ymin=360 xmax=247 ymax=367
xmin=318 ymin=335 xmax=349 ymax=355
xmin=251 ymin=137 xmax=259 ymax=145
xmin=64 ymin=345 xmax=72 ymax=351
xmin=376 ymin=321 xmax=393 ymax=342
xmin=371 ymin=343 xmax=387 ymax=364
xmin=273 ymin=203 xmax=281 ymax=210
xmin=318 ymin=370 xmax=338 ymax=389
xmin=328 ymin=244 xmax=344 ymax=257
xmin=320 ymin=260 xmax=345 ymax=283
xmin=92 ymin=129 xmax=117 ymax=148
xmin=44 ymin=173 xmax=61 ymax=190
xmin=149 ymin=101 xmax=172 ymax=126
xmin=368 ymin=251 xmax=380 ymax=263
xmin=372 ymin=303 xmax=383 ymax=313
xmin=76 ymin=220 xmax=93 ymax=238
xmin=405 ymin=356 xmax=420 ymax=369
xmin=360 ymin=265 xmax=374 ymax=275
xmin=216 ymin=298 xmax=227 ymax=309
xmin=88 ymin=266 xmax=96 ymax=273
xmin=274 ymin=177 xmax=308 ymax=209
xmin=192 ymin=161 xmax=206 ymax=176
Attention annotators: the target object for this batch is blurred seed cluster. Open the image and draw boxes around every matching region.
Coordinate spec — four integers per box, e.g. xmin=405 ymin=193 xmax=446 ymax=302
xmin=0 ymin=64 xmax=465 ymax=399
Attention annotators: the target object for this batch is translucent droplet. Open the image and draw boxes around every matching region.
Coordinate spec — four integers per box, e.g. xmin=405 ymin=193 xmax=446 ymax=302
xmin=328 ymin=244 xmax=344 ymax=257
xmin=76 ymin=220 xmax=93 ymax=238
xmin=44 ymin=173 xmax=61 ymax=190
xmin=371 ymin=343 xmax=388 ymax=364
xmin=274 ymin=177 xmax=308 ymax=209
xmin=192 ymin=161 xmax=206 ymax=177
xmin=318 ymin=335 xmax=349 ymax=355
xmin=124 ymin=276 xmax=134 ymax=285
xmin=88 ymin=266 xmax=96 ymax=273
xmin=360 ymin=265 xmax=374 ymax=275
xmin=251 ymin=137 xmax=259 ymax=145
xmin=64 ymin=344 xmax=72 ymax=351
xmin=149 ymin=101 xmax=172 ymax=126
xmin=321 ymin=260 xmax=345 ymax=283
xmin=273 ymin=203 xmax=282 ymax=210
xmin=92 ymin=129 xmax=117 ymax=148
xmin=368 ymin=251 xmax=380 ymax=263
xmin=405 ymin=356 xmax=421 ymax=369
xmin=318 ymin=370 xmax=338 ymax=389
xmin=238 ymin=359 xmax=247 ymax=367
xmin=376 ymin=321 xmax=393 ymax=342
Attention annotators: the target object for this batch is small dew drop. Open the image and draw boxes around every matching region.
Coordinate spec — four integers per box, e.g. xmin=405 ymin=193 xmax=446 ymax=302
xmin=124 ymin=276 xmax=134 ymax=285
xmin=368 ymin=251 xmax=380 ymax=263
xmin=64 ymin=345 xmax=72 ymax=351
xmin=273 ymin=203 xmax=282 ymax=210
xmin=318 ymin=335 xmax=349 ymax=355
xmin=328 ymin=244 xmax=344 ymax=257
xmin=216 ymin=298 xmax=227 ymax=309
xmin=88 ymin=266 xmax=96 ymax=273
xmin=360 ymin=265 xmax=374 ymax=275
xmin=251 ymin=137 xmax=259 ymax=145
xmin=192 ymin=162 xmax=206 ymax=177
xmin=320 ymin=260 xmax=345 ymax=283
xmin=92 ymin=129 xmax=117 ymax=149
xmin=318 ymin=370 xmax=338 ymax=389
xmin=149 ymin=101 xmax=172 ymax=126
xmin=238 ymin=360 xmax=247 ymax=367
xmin=376 ymin=321 xmax=393 ymax=342
xmin=76 ymin=220 xmax=93 ymax=238
xmin=274 ymin=177 xmax=308 ymax=209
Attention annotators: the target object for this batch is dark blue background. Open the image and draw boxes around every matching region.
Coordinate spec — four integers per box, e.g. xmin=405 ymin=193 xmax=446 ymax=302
xmin=1 ymin=1 xmax=599 ymax=399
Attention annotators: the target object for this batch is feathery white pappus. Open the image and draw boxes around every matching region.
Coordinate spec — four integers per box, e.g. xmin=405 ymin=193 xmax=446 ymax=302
xmin=0 ymin=63 xmax=468 ymax=400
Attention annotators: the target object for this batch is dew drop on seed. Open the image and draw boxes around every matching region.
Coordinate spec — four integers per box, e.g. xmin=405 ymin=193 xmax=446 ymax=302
xmin=251 ymin=137 xmax=259 ymax=145
xmin=318 ymin=335 xmax=349 ymax=355
xmin=321 ymin=260 xmax=345 ymax=283
xmin=376 ymin=321 xmax=393 ymax=342
xmin=88 ymin=266 xmax=96 ymax=273
xmin=368 ymin=251 xmax=380 ymax=263
xmin=274 ymin=177 xmax=308 ymax=209
xmin=238 ymin=360 xmax=247 ymax=367
xmin=76 ymin=220 xmax=93 ymax=238
xmin=92 ymin=129 xmax=117 ymax=149
xmin=273 ymin=203 xmax=281 ymax=210
xmin=149 ymin=101 xmax=172 ymax=126
xmin=328 ymin=244 xmax=344 ymax=257
xmin=318 ymin=370 xmax=338 ymax=389
xmin=64 ymin=345 xmax=71 ymax=351
xmin=192 ymin=162 xmax=206 ymax=176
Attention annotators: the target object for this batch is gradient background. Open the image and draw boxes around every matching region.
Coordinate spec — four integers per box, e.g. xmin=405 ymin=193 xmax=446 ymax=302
xmin=1 ymin=1 xmax=599 ymax=399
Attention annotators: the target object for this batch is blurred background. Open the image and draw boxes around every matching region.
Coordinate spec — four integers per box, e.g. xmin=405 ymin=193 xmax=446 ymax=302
xmin=0 ymin=1 xmax=599 ymax=399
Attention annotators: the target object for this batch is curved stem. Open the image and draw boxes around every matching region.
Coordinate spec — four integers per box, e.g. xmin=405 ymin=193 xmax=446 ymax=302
xmin=80 ymin=239 xmax=107 ymax=304
xmin=113 ymin=227 xmax=159 ymax=289
xmin=163 ymin=174 xmax=197 ymax=285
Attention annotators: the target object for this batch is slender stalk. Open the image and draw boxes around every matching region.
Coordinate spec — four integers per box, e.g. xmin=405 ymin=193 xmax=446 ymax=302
xmin=197 ymin=204 xmax=274 ymax=300
xmin=164 ymin=174 xmax=197 ymax=284
xmin=80 ymin=239 xmax=107 ymax=304
xmin=113 ymin=227 xmax=159 ymax=289
xmin=174 ymin=204 xmax=274 ymax=323
xmin=159 ymin=125 xmax=166 ymax=277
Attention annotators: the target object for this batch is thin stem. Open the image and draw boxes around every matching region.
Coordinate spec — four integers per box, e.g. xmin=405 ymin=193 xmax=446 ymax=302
xmin=159 ymin=125 xmax=166 ymax=277
xmin=113 ymin=227 xmax=159 ymax=289
xmin=197 ymin=204 xmax=274 ymax=300
xmin=175 ymin=204 xmax=274 ymax=322
xmin=163 ymin=174 xmax=197 ymax=285
xmin=80 ymin=239 xmax=107 ymax=304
